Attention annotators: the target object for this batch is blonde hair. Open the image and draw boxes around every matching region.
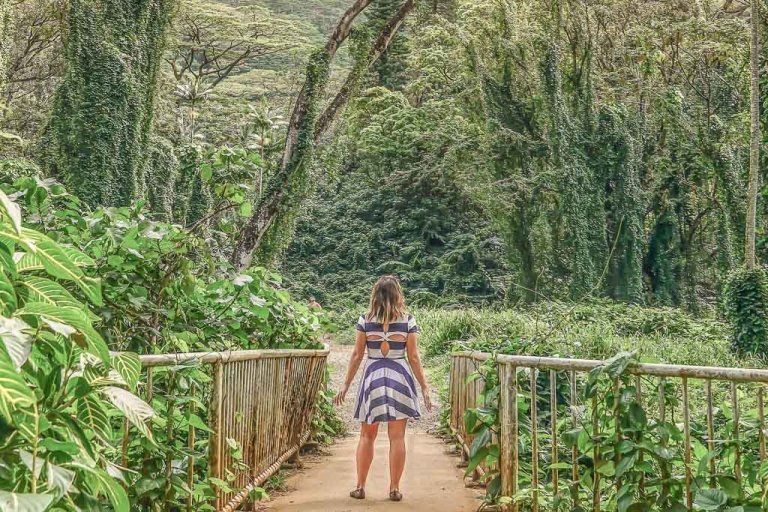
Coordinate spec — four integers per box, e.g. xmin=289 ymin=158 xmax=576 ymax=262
xmin=366 ymin=275 xmax=406 ymax=326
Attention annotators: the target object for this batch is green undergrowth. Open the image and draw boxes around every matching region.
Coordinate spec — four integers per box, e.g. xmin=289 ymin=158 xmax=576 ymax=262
xmin=418 ymin=301 xmax=755 ymax=369
xmin=415 ymin=303 xmax=768 ymax=509
xmin=0 ymin=177 xmax=342 ymax=510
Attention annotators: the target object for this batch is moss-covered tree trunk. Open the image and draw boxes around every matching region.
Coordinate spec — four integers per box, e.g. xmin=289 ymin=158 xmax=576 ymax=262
xmin=747 ymin=0 xmax=761 ymax=268
xmin=0 ymin=0 xmax=10 ymax=94
xmin=232 ymin=0 xmax=415 ymax=269
xmin=39 ymin=0 xmax=175 ymax=207
xmin=726 ymin=0 xmax=768 ymax=355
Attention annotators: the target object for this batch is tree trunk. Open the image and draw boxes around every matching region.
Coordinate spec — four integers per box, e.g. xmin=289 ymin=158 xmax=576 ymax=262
xmin=746 ymin=0 xmax=761 ymax=269
xmin=0 ymin=0 xmax=10 ymax=94
xmin=231 ymin=0 xmax=416 ymax=269
xmin=39 ymin=0 xmax=175 ymax=208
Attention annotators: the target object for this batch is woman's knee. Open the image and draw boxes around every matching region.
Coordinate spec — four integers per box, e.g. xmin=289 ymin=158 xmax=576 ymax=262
xmin=360 ymin=423 xmax=379 ymax=441
xmin=387 ymin=420 xmax=407 ymax=441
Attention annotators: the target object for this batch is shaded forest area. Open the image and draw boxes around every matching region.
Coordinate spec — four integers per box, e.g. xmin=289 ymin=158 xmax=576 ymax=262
xmin=2 ymin=0 xmax=767 ymax=312
xmin=2 ymin=0 xmax=768 ymax=509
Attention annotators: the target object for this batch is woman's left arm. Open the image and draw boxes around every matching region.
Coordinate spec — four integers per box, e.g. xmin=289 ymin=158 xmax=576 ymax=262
xmin=406 ymin=332 xmax=432 ymax=411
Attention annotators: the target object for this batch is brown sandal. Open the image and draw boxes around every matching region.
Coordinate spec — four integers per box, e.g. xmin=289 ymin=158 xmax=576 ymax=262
xmin=389 ymin=490 xmax=403 ymax=502
xmin=350 ymin=488 xmax=365 ymax=500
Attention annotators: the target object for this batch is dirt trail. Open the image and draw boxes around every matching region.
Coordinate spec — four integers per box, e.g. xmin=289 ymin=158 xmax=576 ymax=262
xmin=263 ymin=343 xmax=481 ymax=512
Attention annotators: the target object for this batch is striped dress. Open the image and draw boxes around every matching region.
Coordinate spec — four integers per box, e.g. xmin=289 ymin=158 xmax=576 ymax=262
xmin=353 ymin=313 xmax=422 ymax=424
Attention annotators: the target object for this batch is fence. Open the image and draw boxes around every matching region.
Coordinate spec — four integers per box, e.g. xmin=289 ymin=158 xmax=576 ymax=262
xmin=449 ymin=350 xmax=768 ymax=511
xmin=135 ymin=346 xmax=328 ymax=511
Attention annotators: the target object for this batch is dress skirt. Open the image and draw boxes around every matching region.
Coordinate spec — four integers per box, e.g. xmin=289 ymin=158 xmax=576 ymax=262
xmin=353 ymin=357 xmax=422 ymax=424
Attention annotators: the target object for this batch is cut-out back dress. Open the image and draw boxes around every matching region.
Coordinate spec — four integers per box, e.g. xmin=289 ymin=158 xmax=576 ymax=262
xmin=353 ymin=313 xmax=422 ymax=424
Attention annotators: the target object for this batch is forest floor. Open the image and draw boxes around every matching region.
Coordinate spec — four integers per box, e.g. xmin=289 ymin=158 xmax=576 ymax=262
xmin=260 ymin=342 xmax=481 ymax=511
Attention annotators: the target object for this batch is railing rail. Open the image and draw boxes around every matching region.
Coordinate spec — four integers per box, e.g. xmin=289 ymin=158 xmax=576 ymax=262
xmin=449 ymin=349 xmax=768 ymax=511
xmin=130 ymin=345 xmax=329 ymax=511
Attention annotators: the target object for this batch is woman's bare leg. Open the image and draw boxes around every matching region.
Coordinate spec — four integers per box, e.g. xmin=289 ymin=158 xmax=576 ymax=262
xmin=356 ymin=422 xmax=379 ymax=488
xmin=388 ymin=419 xmax=408 ymax=491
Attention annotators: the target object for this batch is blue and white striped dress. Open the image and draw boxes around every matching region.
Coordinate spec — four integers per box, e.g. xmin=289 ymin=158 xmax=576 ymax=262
xmin=353 ymin=314 xmax=422 ymax=424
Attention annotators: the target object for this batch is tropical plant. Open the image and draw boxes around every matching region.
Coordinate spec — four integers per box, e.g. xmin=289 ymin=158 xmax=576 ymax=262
xmin=0 ymin=185 xmax=155 ymax=510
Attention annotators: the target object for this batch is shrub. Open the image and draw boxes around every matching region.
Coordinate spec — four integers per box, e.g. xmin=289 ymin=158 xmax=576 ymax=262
xmin=724 ymin=266 xmax=768 ymax=356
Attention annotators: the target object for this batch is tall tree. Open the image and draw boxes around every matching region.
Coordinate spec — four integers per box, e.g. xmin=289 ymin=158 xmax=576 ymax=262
xmin=747 ymin=0 xmax=761 ymax=267
xmin=0 ymin=0 xmax=9 ymax=93
xmin=39 ymin=0 xmax=175 ymax=207
xmin=231 ymin=0 xmax=416 ymax=269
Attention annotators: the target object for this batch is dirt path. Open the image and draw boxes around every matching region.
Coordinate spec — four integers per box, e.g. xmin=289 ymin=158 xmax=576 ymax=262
xmin=262 ymin=343 xmax=482 ymax=511
xmin=264 ymin=432 xmax=480 ymax=511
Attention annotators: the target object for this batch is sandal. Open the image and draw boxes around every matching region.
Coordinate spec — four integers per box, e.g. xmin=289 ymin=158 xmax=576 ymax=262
xmin=350 ymin=488 xmax=365 ymax=500
xmin=389 ymin=490 xmax=403 ymax=502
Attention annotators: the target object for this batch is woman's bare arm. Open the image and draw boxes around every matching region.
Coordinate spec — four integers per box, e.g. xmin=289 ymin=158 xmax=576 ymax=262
xmin=333 ymin=330 xmax=367 ymax=405
xmin=406 ymin=332 xmax=432 ymax=411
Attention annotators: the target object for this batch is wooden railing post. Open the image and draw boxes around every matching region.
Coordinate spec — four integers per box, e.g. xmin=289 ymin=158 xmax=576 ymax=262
xmin=499 ymin=362 xmax=518 ymax=512
xmin=210 ymin=361 xmax=224 ymax=510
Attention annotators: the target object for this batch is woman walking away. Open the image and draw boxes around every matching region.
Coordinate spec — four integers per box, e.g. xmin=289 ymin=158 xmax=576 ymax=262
xmin=333 ymin=275 xmax=432 ymax=502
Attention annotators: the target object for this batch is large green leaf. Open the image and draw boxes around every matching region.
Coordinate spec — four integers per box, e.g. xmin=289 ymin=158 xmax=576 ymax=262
xmin=0 ymin=226 xmax=102 ymax=306
xmin=0 ymin=316 xmax=32 ymax=368
xmin=0 ymin=345 xmax=35 ymax=425
xmin=101 ymin=386 xmax=155 ymax=441
xmin=77 ymin=394 xmax=111 ymax=442
xmin=693 ymin=489 xmax=728 ymax=510
xmin=0 ymin=491 xmax=54 ymax=512
xmin=0 ymin=270 xmax=17 ymax=315
xmin=0 ymin=242 xmax=17 ymax=276
xmin=46 ymin=461 xmax=75 ymax=498
xmin=20 ymin=276 xmax=98 ymax=322
xmin=16 ymin=248 xmax=93 ymax=273
xmin=111 ymin=352 xmax=141 ymax=391
xmin=69 ymin=463 xmax=129 ymax=512
xmin=16 ymin=302 xmax=108 ymax=363
xmin=0 ymin=189 xmax=23 ymax=236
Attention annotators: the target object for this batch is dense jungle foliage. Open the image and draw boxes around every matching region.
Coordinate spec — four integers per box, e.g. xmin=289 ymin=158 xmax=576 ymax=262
xmin=416 ymin=306 xmax=768 ymax=510
xmin=2 ymin=0 xmax=768 ymax=509
xmin=2 ymin=0 xmax=767 ymax=310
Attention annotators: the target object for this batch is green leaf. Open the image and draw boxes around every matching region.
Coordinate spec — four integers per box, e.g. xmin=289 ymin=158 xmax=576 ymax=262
xmin=238 ymin=201 xmax=253 ymax=217
xmin=200 ymin=163 xmax=213 ymax=182
xmin=111 ymin=352 xmax=141 ymax=391
xmin=0 ymin=491 xmax=54 ymax=512
xmin=0 ymin=270 xmax=17 ymax=315
xmin=187 ymin=413 xmax=214 ymax=433
xmin=0 ymin=316 xmax=32 ymax=368
xmin=0 ymin=189 xmax=23 ymax=236
xmin=615 ymin=451 xmax=638 ymax=478
xmin=693 ymin=489 xmax=728 ymax=510
xmin=70 ymin=464 xmax=129 ymax=512
xmin=77 ymin=394 xmax=112 ymax=442
xmin=596 ymin=460 xmax=615 ymax=477
xmin=101 ymin=386 xmax=155 ymax=441
xmin=0 ymin=343 xmax=35 ymax=423
xmin=4 ymin=227 xmax=102 ymax=306
xmin=46 ymin=462 xmax=75 ymax=497
xmin=17 ymin=302 xmax=108 ymax=362
xmin=209 ymin=477 xmax=234 ymax=493
xmin=716 ymin=475 xmax=741 ymax=500
xmin=21 ymin=276 xmax=84 ymax=309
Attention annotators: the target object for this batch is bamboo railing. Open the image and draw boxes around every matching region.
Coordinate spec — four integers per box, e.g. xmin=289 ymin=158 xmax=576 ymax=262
xmin=135 ymin=346 xmax=329 ymax=511
xmin=449 ymin=350 xmax=768 ymax=511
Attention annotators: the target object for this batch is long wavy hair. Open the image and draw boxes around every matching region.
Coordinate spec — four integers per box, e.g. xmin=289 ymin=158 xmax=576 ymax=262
xmin=366 ymin=275 xmax=406 ymax=326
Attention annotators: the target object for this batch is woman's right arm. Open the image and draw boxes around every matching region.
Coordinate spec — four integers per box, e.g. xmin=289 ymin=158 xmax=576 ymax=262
xmin=333 ymin=329 xmax=367 ymax=405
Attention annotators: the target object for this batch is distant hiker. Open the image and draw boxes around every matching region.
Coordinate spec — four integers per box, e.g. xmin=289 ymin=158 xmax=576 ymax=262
xmin=333 ymin=275 xmax=432 ymax=502
xmin=308 ymin=296 xmax=321 ymax=309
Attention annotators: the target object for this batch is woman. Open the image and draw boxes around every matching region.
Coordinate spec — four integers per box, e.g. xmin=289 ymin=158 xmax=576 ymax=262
xmin=333 ymin=275 xmax=432 ymax=502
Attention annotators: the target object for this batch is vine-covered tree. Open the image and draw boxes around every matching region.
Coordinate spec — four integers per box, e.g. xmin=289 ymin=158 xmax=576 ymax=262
xmin=39 ymin=0 xmax=176 ymax=207
xmin=231 ymin=0 xmax=416 ymax=268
